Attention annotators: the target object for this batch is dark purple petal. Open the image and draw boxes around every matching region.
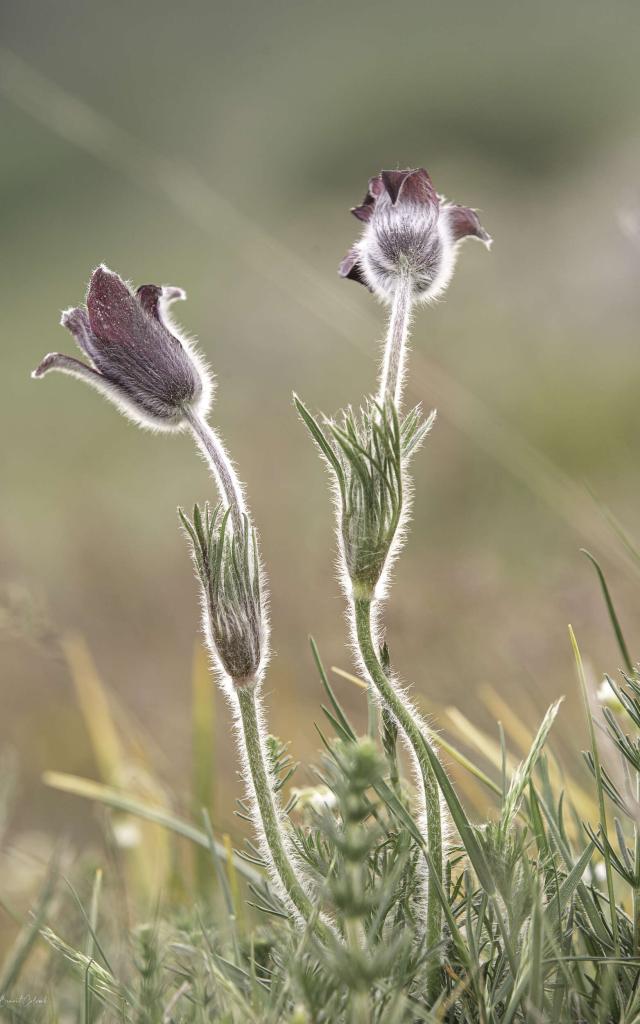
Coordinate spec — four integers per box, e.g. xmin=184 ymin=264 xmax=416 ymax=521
xmin=381 ymin=168 xmax=437 ymax=207
xmin=447 ymin=205 xmax=492 ymax=247
xmin=338 ymin=246 xmax=368 ymax=286
xmin=32 ymin=351 xmax=104 ymax=381
xmin=136 ymin=284 xmax=164 ymax=319
xmin=60 ymin=306 xmax=101 ymax=360
xmin=351 ymin=175 xmax=385 ymax=221
xmin=351 ymin=192 xmax=376 ymax=223
xmin=380 ymin=170 xmax=412 ymax=204
xmin=136 ymin=283 xmax=186 ymax=322
xmin=403 ymin=168 xmax=438 ymax=206
xmin=87 ymin=266 xmax=148 ymax=345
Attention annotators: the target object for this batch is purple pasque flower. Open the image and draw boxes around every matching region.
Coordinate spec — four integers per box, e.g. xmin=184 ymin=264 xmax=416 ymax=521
xmin=339 ymin=168 xmax=491 ymax=304
xmin=33 ymin=265 xmax=212 ymax=430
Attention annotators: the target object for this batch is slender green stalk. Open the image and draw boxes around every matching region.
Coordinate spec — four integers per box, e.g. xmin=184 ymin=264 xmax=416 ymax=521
xmin=183 ymin=407 xmax=333 ymax=942
xmin=353 ymin=594 xmax=443 ymax=1001
xmin=377 ymin=271 xmax=413 ymax=411
xmin=184 ymin=406 xmax=245 ymax=536
xmin=371 ymin=262 xmax=446 ymax=998
xmin=236 ymin=685 xmax=332 ymax=943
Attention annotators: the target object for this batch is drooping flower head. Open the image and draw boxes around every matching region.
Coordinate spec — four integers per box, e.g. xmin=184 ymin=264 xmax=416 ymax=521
xmin=33 ymin=265 xmax=212 ymax=430
xmin=339 ymin=168 xmax=491 ymax=304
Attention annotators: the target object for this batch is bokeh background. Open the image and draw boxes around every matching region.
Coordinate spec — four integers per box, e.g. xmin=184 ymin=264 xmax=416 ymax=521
xmin=2 ymin=0 xmax=640 ymax=948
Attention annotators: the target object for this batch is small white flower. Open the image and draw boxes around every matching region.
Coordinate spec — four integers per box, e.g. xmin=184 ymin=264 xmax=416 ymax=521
xmin=597 ymin=677 xmax=624 ymax=713
xmin=112 ymin=818 xmax=142 ymax=849
xmin=593 ymin=861 xmax=607 ymax=883
xmin=292 ymin=785 xmax=338 ymax=813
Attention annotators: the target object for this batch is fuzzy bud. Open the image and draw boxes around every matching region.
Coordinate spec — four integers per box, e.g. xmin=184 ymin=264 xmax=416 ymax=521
xmin=33 ymin=265 xmax=211 ymax=430
xmin=296 ymin=396 xmax=433 ymax=600
xmin=339 ymin=168 xmax=491 ymax=303
xmin=180 ymin=503 xmax=267 ymax=687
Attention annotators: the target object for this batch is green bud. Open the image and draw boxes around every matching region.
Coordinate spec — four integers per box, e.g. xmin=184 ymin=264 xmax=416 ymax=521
xmin=180 ymin=502 xmax=266 ymax=686
xmin=296 ymin=396 xmax=433 ymax=597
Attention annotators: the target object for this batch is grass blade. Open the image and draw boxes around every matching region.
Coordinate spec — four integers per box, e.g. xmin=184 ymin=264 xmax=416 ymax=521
xmin=581 ymin=549 xmax=634 ymax=675
xmin=43 ymin=771 xmax=262 ymax=886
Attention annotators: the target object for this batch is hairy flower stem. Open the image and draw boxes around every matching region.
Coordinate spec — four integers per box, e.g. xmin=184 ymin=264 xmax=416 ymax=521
xmin=184 ymin=410 xmax=330 ymax=941
xmin=236 ymin=685 xmax=332 ymax=941
xmin=377 ymin=271 xmax=413 ymax=411
xmin=184 ymin=407 xmax=245 ymax=536
xmin=373 ymin=271 xmax=444 ymax=990
xmin=352 ymin=594 xmax=443 ymax=1001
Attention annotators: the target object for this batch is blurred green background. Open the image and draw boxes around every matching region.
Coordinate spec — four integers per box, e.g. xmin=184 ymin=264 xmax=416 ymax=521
xmin=2 ymin=0 xmax=640 ymax=927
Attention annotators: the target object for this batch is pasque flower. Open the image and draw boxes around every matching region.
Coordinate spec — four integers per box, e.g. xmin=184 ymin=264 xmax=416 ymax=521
xmin=32 ymin=265 xmax=211 ymax=430
xmin=339 ymin=167 xmax=491 ymax=304
xmin=33 ymin=263 xmax=334 ymax=944
xmin=302 ymin=166 xmax=490 ymax=991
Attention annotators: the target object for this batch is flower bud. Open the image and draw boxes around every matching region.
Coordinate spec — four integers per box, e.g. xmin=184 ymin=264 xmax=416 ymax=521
xmin=296 ymin=396 xmax=434 ymax=599
xmin=180 ymin=502 xmax=267 ymax=687
xmin=339 ymin=168 xmax=491 ymax=303
xmin=33 ymin=265 xmax=211 ymax=430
